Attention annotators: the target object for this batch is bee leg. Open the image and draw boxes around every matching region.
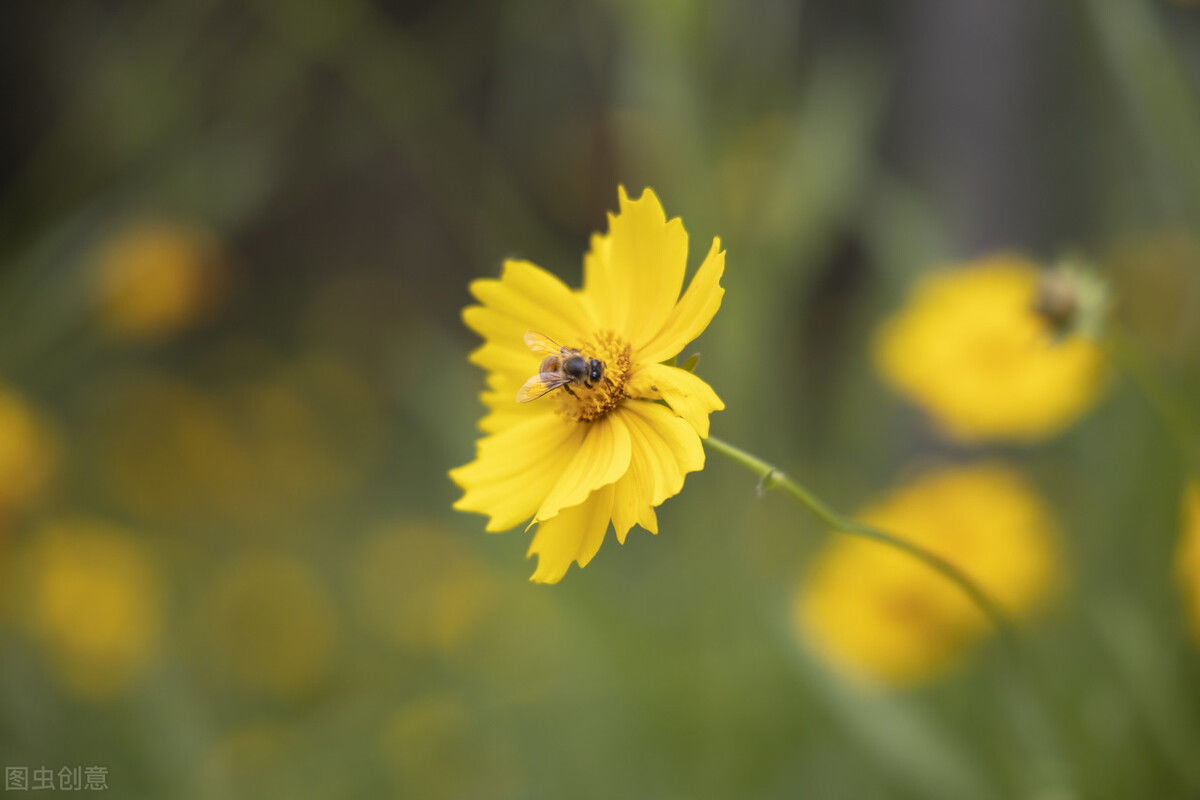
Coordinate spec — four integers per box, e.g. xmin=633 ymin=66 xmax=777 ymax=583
xmin=563 ymin=385 xmax=577 ymax=398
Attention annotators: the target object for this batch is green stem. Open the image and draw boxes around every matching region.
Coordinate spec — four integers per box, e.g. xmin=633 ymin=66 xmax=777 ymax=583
xmin=703 ymin=434 xmax=1075 ymax=794
xmin=702 ymin=434 xmax=1017 ymax=649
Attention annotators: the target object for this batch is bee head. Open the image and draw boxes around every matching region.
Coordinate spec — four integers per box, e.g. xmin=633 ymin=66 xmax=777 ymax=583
xmin=588 ymin=359 xmax=605 ymax=383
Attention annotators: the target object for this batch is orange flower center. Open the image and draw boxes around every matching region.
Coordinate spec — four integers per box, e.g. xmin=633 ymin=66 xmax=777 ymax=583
xmin=558 ymin=331 xmax=633 ymax=423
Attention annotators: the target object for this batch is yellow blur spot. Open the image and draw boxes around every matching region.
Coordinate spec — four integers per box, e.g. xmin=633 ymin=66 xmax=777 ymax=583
xmin=352 ymin=522 xmax=495 ymax=653
xmin=88 ymin=354 xmax=383 ymax=530
xmin=1175 ymin=480 xmax=1200 ymax=643
xmin=198 ymin=553 xmax=336 ymax=697
xmin=874 ymin=254 xmax=1106 ymax=442
xmin=0 ymin=386 xmax=56 ymax=520
xmin=94 ymin=221 xmax=226 ymax=340
xmin=797 ymin=463 xmax=1061 ymax=687
xmin=19 ymin=519 xmax=162 ymax=700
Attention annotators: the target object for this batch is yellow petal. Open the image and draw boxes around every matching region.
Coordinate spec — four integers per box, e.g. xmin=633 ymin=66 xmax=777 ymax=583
xmin=527 ymin=485 xmax=615 ymax=583
xmin=627 ymin=362 xmax=725 ymax=437
xmin=583 ymin=187 xmax=688 ymax=349
xmin=465 ymin=260 xmax=597 ymax=387
xmin=466 ymin=342 xmax=533 ymax=384
xmin=450 ymin=413 xmax=584 ymax=531
xmin=638 ymin=237 xmax=725 ymax=364
xmin=535 ymin=413 xmax=632 ymax=521
xmin=477 ymin=373 xmax=545 ymax=434
xmin=638 ymin=505 xmax=658 ymax=535
xmin=610 ymin=401 xmax=705 ymax=543
xmin=609 ymin=433 xmax=656 ymax=544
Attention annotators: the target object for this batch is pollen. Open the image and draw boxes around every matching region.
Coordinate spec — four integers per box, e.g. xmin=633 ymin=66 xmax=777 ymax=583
xmin=559 ymin=331 xmax=633 ymax=423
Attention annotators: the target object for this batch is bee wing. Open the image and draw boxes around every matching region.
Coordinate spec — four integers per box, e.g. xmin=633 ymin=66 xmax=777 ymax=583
xmin=524 ymin=331 xmax=563 ymax=356
xmin=516 ymin=372 xmax=568 ymax=403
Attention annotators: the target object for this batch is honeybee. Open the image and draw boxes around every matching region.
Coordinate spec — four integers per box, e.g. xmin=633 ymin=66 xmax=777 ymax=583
xmin=516 ymin=331 xmax=606 ymax=402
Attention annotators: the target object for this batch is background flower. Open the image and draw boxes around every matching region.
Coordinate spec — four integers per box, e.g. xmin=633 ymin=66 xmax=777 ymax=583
xmin=1176 ymin=480 xmax=1200 ymax=643
xmin=0 ymin=386 xmax=57 ymax=522
xmin=874 ymin=255 xmax=1107 ymax=442
xmin=92 ymin=221 xmax=227 ymax=341
xmin=797 ymin=464 xmax=1061 ymax=685
xmin=14 ymin=519 xmax=162 ymax=700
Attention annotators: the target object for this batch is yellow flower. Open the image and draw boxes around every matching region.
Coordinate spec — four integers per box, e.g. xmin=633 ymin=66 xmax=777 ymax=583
xmin=1175 ymin=479 xmax=1200 ymax=642
xmin=0 ymin=386 xmax=57 ymax=519
xmin=874 ymin=254 xmax=1106 ymax=442
xmin=796 ymin=463 xmax=1060 ymax=686
xmin=17 ymin=519 xmax=162 ymax=699
xmin=450 ymin=187 xmax=725 ymax=583
xmin=94 ymin=221 xmax=226 ymax=340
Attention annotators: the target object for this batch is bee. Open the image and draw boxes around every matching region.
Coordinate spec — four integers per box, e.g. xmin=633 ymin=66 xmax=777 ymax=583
xmin=516 ymin=331 xmax=606 ymax=402
xmin=1033 ymin=268 xmax=1078 ymax=335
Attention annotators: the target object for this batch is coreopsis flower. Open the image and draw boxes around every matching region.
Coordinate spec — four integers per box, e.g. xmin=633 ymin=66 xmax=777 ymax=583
xmin=796 ymin=463 xmax=1060 ymax=686
xmin=1175 ymin=480 xmax=1200 ymax=642
xmin=17 ymin=519 xmax=162 ymax=699
xmin=93 ymin=221 xmax=226 ymax=340
xmin=450 ymin=187 xmax=725 ymax=582
xmin=874 ymin=254 xmax=1107 ymax=442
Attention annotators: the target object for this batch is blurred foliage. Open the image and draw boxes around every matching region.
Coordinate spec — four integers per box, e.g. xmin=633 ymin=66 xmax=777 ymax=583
xmin=1 ymin=1 xmax=1200 ymax=798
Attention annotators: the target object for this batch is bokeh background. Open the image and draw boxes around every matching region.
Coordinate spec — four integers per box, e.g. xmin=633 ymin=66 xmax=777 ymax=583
xmin=3 ymin=1 xmax=1200 ymax=797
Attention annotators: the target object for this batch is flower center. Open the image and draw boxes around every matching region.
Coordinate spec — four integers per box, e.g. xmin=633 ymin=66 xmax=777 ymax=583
xmin=558 ymin=331 xmax=633 ymax=423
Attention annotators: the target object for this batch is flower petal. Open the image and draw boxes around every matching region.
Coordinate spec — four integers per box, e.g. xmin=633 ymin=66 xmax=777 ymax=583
xmin=610 ymin=400 xmax=705 ymax=543
xmin=609 ymin=436 xmax=656 ymax=544
xmin=477 ymin=372 xmax=545 ymax=434
xmin=627 ymin=362 xmax=725 ymax=437
xmin=450 ymin=413 xmax=584 ymax=531
xmin=638 ymin=237 xmax=725 ymax=364
xmin=527 ymin=485 xmax=615 ymax=584
xmin=465 ymin=260 xmax=597 ymax=385
xmin=469 ymin=259 xmax=594 ymax=341
xmin=583 ymin=187 xmax=688 ymax=350
xmin=535 ymin=413 xmax=632 ymax=521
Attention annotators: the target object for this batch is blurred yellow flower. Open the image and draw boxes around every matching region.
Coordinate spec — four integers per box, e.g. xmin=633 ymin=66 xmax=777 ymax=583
xmin=0 ymin=386 xmax=56 ymax=520
xmin=451 ymin=187 xmax=725 ymax=582
xmin=874 ymin=255 xmax=1106 ymax=442
xmin=198 ymin=553 xmax=336 ymax=697
xmin=94 ymin=221 xmax=226 ymax=340
xmin=88 ymin=354 xmax=383 ymax=531
xmin=797 ymin=463 xmax=1061 ymax=686
xmin=18 ymin=519 xmax=162 ymax=700
xmin=352 ymin=522 xmax=495 ymax=653
xmin=87 ymin=372 xmax=242 ymax=524
xmin=1175 ymin=480 xmax=1200 ymax=642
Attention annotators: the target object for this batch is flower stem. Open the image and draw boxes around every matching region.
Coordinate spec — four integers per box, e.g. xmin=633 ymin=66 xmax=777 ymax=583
xmin=702 ymin=434 xmax=1017 ymax=649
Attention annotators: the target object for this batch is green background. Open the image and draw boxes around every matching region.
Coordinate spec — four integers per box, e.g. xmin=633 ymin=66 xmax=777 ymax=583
xmin=2 ymin=1 xmax=1200 ymax=797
